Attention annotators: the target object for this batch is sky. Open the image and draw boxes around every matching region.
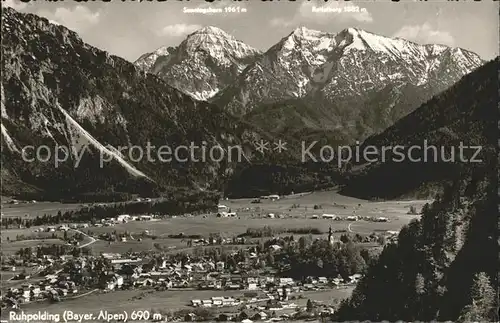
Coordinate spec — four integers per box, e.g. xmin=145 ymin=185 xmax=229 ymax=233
xmin=3 ymin=0 xmax=499 ymax=62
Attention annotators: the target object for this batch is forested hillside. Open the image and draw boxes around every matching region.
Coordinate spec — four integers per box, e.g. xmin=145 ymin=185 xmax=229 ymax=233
xmin=341 ymin=59 xmax=498 ymax=199
xmin=1 ymin=8 xmax=262 ymax=201
xmin=333 ymin=58 xmax=499 ymax=322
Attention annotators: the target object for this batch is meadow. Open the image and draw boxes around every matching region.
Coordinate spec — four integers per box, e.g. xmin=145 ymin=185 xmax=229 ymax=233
xmin=81 ymin=190 xmax=428 ymax=239
xmin=1 ymin=201 xmax=86 ymax=218
xmin=1 ymin=190 xmax=429 ymax=256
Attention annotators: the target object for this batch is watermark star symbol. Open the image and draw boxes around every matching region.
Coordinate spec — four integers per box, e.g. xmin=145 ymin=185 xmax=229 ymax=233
xmin=254 ymin=140 xmax=270 ymax=154
xmin=274 ymin=140 xmax=287 ymax=153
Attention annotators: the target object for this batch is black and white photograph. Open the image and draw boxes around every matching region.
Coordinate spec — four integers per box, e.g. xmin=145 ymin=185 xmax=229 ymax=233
xmin=0 ymin=0 xmax=498 ymax=322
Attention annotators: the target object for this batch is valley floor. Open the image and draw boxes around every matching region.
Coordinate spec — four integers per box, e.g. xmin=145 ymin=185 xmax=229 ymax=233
xmin=1 ymin=190 xmax=431 ymax=322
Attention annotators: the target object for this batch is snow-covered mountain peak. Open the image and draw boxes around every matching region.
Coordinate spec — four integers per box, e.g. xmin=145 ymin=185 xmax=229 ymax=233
xmin=288 ymin=26 xmax=334 ymax=42
xmin=424 ymin=43 xmax=450 ymax=57
xmin=291 ymin=26 xmax=327 ymax=38
xmin=216 ymin=25 xmax=484 ymax=117
xmin=341 ymin=27 xmax=362 ymax=36
xmin=292 ymin=26 xmax=308 ymax=35
xmin=135 ymin=25 xmax=261 ymax=101
xmin=150 ymin=46 xmax=173 ymax=57
xmin=337 ymin=27 xmax=414 ymax=56
xmin=134 ymin=45 xmax=175 ymax=71
xmin=281 ymin=26 xmax=411 ymax=55
xmin=180 ymin=26 xmax=259 ymax=60
xmin=277 ymin=27 xmax=335 ymax=53
xmin=191 ymin=26 xmax=231 ymax=37
xmin=134 ymin=23 xmax=483 ymax=113
xmin=338 ymin=28 xmax=482 ymax=67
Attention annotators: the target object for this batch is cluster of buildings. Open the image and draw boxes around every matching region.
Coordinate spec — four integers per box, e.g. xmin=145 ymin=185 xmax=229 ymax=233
xmin=217 ymin=205 xmax=237 ymax=217
xmin=189 ymin=274 xmax=362 ymax=310
xmin=2 ymin=198 xmax=373 ymax=319
xmin=310 ymin=214 xmax=359 ymax=221
xmin=2 ymin=271 xmax=79 ymax=306
xmin=32 ymin=223 xmax=89 ymax=233
xmin=217 ymin=212 xmax=238 ymax=218
xmin=85 ymin=214 xmax=158 ymax=228
xmin=191 ymin=296 xmax=240 ymax=308
xmin=259 ymin=195 xmax=281 ymax=201
xmin=28 ymin=215 xmax=158 ymax=236
xmin=183 ymin=309 xmax=292 ymax=322
xmin=309 ymin=214 xmax=390 ymax=222
xmin=183 ymin=296 xmax=339 ymax=322
xmin=2 ymin=244 xmax=363 ymax=310
xmin=113 ymin=214 xmax=155 ymax=223
xmin=7 ymin=199 xmax=37 ymax=205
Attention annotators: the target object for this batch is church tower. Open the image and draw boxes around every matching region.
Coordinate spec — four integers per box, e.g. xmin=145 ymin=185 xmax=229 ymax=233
xmin=328 ymin=226 xmax=334 ymax=245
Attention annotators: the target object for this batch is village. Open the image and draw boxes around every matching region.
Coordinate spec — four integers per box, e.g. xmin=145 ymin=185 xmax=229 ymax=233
xmin=0 ymin=192 xmax=425 ymax=322
xmin=1 ymin=232 xmax=364 ymax=322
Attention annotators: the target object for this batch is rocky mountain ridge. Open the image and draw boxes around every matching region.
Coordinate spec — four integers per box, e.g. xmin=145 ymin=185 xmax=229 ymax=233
xmin=136 ymin=25 xmax=484 ymax=141
xmin=135 ymin=26 xmax=261 ymax=101
xmin=1 ymin=8 xmax=263 ymax=200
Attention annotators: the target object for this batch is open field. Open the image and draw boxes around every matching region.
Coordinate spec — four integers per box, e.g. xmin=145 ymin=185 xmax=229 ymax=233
xmin=86 ymin=217 xmax=349 ymax=237
xmin=1 ymin=190 xmax=429 ymax=256
xmin=1 ymin=238 xmax=68 ymax=255
xmin=0 ymin=196 xmax=173 ymax=219
xmin=0 ymin=201 xmax=86 ymax=218
xmin=0 ymin=228 xmax=90 ymax=253
xmin=0 ymin=271 xmax=16 ymax=281
xmin=81 ymin=190 xmax=428 ymax=239
xmin=221 ymin=190 xmax=428 ymax=220
xmin=84 ymin=238 xmax=187 ymax=254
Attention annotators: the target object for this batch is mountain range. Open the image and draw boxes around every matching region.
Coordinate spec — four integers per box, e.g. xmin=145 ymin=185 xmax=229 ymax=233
xmin=1 ymin=7 xmax=497 ymax=321
xmin=136 ymin=25 xmax=483 ymax=141
xmin=0 ymin=7 xmax=491 ymax=202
